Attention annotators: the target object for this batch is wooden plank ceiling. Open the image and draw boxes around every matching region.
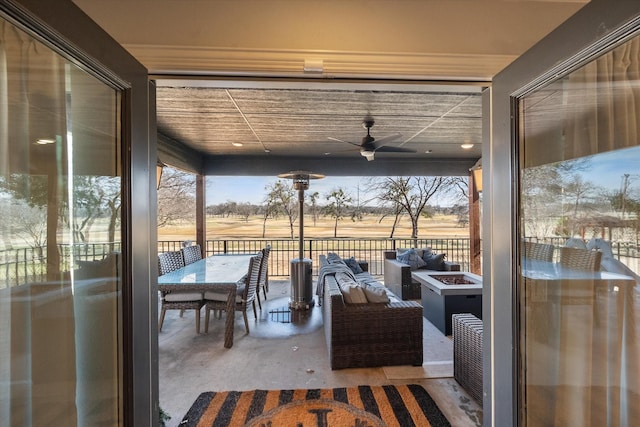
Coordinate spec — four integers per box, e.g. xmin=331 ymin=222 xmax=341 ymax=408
xmin=156 ymin=86 xmax=483 ymax=162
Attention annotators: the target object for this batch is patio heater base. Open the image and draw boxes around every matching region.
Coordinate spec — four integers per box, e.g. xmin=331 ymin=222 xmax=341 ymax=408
xmin=289 ymin=258 xmax=314 ymax=310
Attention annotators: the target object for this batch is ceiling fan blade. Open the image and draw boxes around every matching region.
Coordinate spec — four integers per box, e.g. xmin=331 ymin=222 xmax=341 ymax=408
xmin=371 ymin=132 xmax=402 ymax=145
xmin=374 ymin=145 xmax=417 ymax=153
xmin=327 ymin=136 xmax=361 ymax=147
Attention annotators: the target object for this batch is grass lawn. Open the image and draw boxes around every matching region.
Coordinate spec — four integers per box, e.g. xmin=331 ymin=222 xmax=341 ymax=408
xmin=158 ymin=213 xmax=469 ymax=240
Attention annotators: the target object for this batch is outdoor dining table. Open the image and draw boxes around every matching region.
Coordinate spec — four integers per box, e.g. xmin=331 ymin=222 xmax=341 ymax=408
xmin=157 ymin=253 xmax=255 ymax=348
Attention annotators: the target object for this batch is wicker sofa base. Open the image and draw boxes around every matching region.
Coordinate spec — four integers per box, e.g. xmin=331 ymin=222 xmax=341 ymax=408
xmin=320 ymin=260 xmax=423 ymax=370
xmin=326 ymin=296 xmax=424 ymax=369
xmin=452 ymin=313 xmax=483 ymax=405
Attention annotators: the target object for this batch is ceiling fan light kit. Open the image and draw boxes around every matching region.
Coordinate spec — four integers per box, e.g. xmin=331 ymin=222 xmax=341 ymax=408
xmin=330 ymin=117 xmax=417 ymax=161
xmin=361 ymin=150 xmax=375 ymax=161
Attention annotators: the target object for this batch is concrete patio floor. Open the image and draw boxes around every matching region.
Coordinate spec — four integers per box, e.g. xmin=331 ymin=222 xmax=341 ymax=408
xmin=159 ymin=279 xmax=483 ymax=427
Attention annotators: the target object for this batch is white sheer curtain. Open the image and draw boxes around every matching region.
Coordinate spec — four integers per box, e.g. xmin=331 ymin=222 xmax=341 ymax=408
xmin=564 ymin=37 xmax=640 ymax=159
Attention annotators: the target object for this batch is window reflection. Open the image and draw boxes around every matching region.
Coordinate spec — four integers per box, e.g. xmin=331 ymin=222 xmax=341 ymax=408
xmin=0 ymin=17 xmax=123 ymax=426
xmin=519 ymin=34 xmax=640 ymax=426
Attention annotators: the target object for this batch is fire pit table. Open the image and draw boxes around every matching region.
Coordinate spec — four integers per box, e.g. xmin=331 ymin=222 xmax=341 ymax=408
xmin=411 ymin=271 xmax=482 ymax=335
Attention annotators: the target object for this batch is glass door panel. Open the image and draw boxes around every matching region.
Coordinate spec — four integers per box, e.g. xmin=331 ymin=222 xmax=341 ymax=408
xmin=0 ymin=17 xmax=123 ymax=426
xmin=518 ymin=34 xmax=640 ymax=425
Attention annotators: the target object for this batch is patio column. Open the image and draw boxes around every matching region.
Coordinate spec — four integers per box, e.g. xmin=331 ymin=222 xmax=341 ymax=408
xmin=196 ymin=174 xmax=206 ymax=254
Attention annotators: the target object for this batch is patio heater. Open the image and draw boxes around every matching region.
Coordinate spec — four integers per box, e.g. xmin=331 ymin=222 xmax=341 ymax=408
xmin=278 ymin=170 xmax=325 ymax=310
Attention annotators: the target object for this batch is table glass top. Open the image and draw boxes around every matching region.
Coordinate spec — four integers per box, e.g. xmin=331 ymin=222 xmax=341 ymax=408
xmin=158 ymin=254 xmax=255 ymax=285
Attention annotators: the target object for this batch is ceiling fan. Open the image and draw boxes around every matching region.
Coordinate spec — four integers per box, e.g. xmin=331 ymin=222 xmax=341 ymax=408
xmin=328 ymin=118 xmax=416 ymax=161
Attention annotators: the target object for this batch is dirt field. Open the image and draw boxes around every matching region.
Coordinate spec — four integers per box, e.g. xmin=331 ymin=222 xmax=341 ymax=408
xmin=158 ymin=213 xmax=469 ymax=240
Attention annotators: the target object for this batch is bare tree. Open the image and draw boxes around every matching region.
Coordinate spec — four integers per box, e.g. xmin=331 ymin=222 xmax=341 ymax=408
xmin=308 ymin=191 xmax=320 ymax=226
xmin=236 ymin=202 xmax=254 ymax=222
xmin=374 ymin=176 xmax=454 ymax=239
xmin=157 ymin=167 xmax=196 ymax=228
xmin=520 ymin=164 xmax=564 ymax=238
xmin=264 ymin=180 xmax=297 ymax=238
xmin=451 ymin=177 xmax=469 ymax=200
xmin=11 ymin=200 xmax=47 ymax=250
xmin=261 ymin=197 xmax=279 ymax=238
xmin=65 ymin=175 xmax=121 ymax=245
xmin=563 ymin=174 xmax=597 ymax=235
xmin=324 ymin=188 xmax=352 ymax=238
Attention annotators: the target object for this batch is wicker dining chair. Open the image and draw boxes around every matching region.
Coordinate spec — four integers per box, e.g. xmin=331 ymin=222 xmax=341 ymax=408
xmin=158 ymin=251 xmax=204 ymax=333
xmin=182 ymin=244 xmax=203 ymax=265
xmin=559 ymin=246 xmax=602 ymax=271
xmin=203 ymin=251 xmax=263 ymax=334
xmin=255 ymin=245 xmax=271 ymax=309
xmin=523 ymin=241 xmax=555 ymax=262
xmin=158 ymin=250 xmax=185 ymax=275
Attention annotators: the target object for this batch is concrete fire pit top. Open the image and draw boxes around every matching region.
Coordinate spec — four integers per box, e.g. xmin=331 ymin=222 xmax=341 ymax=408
xmin=411 ymin=271 xmax=483 ymax=296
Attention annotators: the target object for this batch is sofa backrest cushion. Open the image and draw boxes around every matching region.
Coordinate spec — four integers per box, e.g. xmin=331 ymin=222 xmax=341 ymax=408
xmin=335 ymin=271 xmax=368 ymax=304
xmin=397 ymin=248 xmax=427 ymax=270
xmin=340 ymin=283 xmax=368 ymax=304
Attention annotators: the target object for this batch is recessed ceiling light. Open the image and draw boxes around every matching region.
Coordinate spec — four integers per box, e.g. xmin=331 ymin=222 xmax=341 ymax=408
xmin=461 ymin=143 xmax=474 ymax=150
xmin=424 ymin=149 xmax=433 ymax=154
xmin=264 ymin=149 xmax=271 ymax=153
xmin=36 ymin=138 xmax=56 ymax=145
xmin=231 ymin=142 xmax=243 ymax=147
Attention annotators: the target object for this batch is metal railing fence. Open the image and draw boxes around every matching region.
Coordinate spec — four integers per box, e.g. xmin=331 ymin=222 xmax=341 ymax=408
xmin=7 ymin=236 xmax=640 ymax=288
xmin=0 ymin=237 xmax=473 ymax=286
xmin=1 ymin=242 xmax=121 ymax=288
xmin=201 ymin=237 xmax=472 ymax=277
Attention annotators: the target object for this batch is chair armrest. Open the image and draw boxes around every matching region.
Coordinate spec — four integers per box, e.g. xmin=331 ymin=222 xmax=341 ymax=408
xmin=384 ymin=258 xmax=411 ymax=282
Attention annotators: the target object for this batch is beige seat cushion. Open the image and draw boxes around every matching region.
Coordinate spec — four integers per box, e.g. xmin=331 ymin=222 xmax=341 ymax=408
xmin=204 ymin=283 xmax=246 ymax=303
xmin=164 ymin=292 xmax=203 ymax=302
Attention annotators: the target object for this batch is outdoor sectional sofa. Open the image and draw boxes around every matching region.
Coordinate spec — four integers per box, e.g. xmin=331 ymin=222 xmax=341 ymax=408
xmin=384 ymin=248 xmax=461 ymax=300
xmin=317 ymin=253 xmax=423 ymax=370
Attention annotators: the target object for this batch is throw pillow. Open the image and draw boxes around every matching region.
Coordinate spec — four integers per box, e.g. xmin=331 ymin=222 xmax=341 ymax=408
xmin=423 ymin=252 xmax=446 ymax=270
xmin=420 ymin=247 xmax=433 ymax=262
xmin=397 ymin=248 xmax=427 ymax=270
xmin=340 ymin=283 xmax=368 ymax=304
xmin=363 ymin=283 xmax=390 ymax=303
xmin=343 ymin=256 xmax=364 ymax=274
xmin=397 ymin=247 xmax=423 ymax=259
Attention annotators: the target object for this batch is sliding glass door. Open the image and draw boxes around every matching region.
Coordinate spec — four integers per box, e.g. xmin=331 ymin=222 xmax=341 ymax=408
xmin=518 ymin=32 xmax=640 ymax=426
xmin=490 ymin=3 xmax=640 ymax=426
xmin=0 ymin=15 xmax=123 ymax=426
xmin=0 ymin=1 xmax=154 ymax=425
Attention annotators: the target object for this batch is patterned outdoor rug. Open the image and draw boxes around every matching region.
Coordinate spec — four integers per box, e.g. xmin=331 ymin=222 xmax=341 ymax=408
xmin=180 ymin=384 xmax=451 ymax=426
